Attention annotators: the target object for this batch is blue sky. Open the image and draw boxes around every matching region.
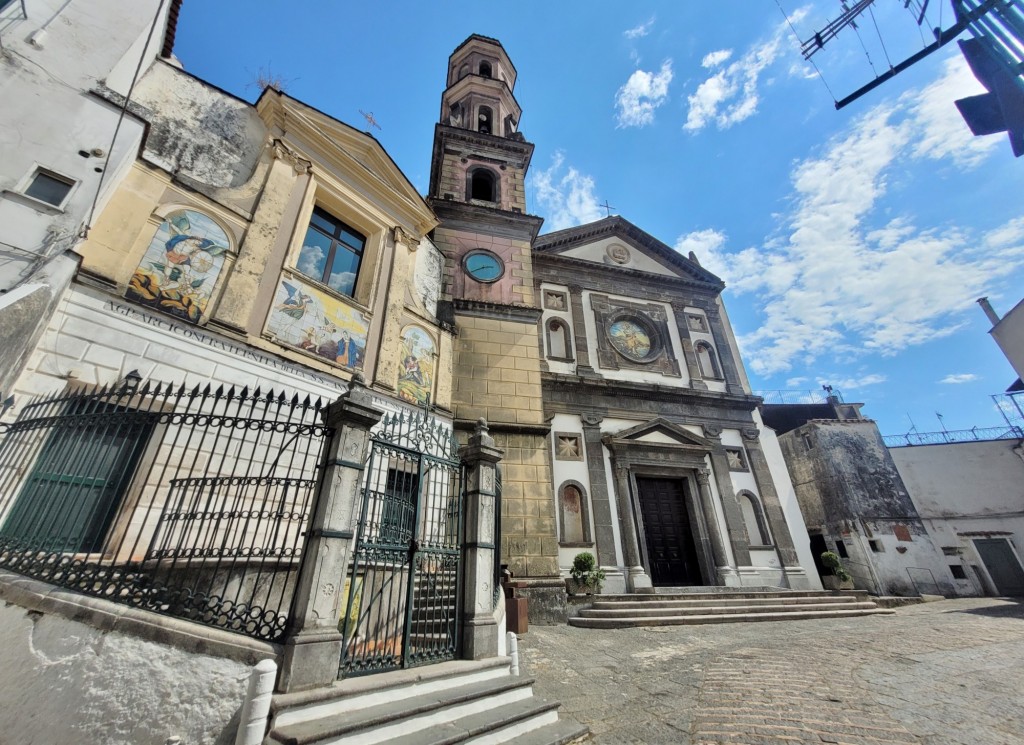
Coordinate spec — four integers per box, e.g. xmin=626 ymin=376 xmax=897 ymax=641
xmin=174 ymin=1 xmax=1023 ymax=437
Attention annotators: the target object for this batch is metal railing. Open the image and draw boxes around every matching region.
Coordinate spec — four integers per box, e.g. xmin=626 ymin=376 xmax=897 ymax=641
xmin=755 ymin=389 xmax=845 ymax=405
xmin=883 ymin=425 xmax=1024 ymax=447
xmin=0 ymin=380 xmax=332 ymax=642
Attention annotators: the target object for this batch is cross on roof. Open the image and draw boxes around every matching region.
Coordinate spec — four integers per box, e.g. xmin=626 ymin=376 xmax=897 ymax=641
xmin=599 ymin=199 xmax=616 ymax=217
xmin=359 ymin=109 xmax=382 ymax=131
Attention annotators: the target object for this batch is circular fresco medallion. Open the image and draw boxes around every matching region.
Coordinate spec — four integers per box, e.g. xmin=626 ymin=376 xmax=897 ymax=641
xmin=608 ymin=319 xmax=653 ymax=361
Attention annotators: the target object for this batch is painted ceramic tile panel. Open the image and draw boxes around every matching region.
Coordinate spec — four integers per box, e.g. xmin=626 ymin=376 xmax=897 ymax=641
xmin=126 ymin=210 xmax=229 ymax=324
xmin=397 ymin=326 xmax=435 ymax=405
xmin=266 ymin=275 xmax=369 ymax=370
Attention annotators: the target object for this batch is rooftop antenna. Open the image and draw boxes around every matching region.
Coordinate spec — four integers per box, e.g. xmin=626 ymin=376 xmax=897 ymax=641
xmin=599 ymin=200 xmax=616 ymax=217
xmin=359 ymin=110 xmax=382 ymax=131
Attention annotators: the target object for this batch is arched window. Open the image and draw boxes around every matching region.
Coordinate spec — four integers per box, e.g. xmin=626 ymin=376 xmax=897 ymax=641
xmin=458 ymin=63 xmax=469 ymax=80
xmin=479 ymin=61 xmax=492 ymax=78
xmin=546 ymin=318 xmax=573 ymax=361
xmin=558 ymin=481 xmax=591 ymax=545
xmin=695 ymin=341 xmax=722 ymax=379
xmin=478 ymin=106 xmax=493 ymax=135
xmin=468 ymin=168 xmax=497 ymax=202
xmin=739 ymin=491 xmax=772 ymax=546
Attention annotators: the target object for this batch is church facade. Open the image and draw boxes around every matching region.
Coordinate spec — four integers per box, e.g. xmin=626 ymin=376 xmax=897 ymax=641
xmin=428 ymin=36 xmax=818 ymax=597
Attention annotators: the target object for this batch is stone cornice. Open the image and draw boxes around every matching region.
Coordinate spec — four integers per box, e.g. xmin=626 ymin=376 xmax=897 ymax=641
xmin=453 ymin=299 xmax=542 ymax=324
xmin=542 ymin=372 xmax=762 ymax=411
xmin=429 ymin=198 xmax=544 ymax=242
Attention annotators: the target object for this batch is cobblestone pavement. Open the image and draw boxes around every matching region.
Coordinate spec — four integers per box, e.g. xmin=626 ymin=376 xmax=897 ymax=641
xmin=517 ymin=598 xmax=1024 ymax=744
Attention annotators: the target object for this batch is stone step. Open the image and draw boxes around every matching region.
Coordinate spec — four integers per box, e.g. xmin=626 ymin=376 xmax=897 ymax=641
xmin=267 ymin=657 xmax=588 ymax=745
xmin=592 ymin=590 xmax=869 ymax=603
xmin=579 ymin=601 xmax=881 ymax=618
xmin=568 ymin=607 xmax=894 ymax=629
xmin=382 ymin=695 xmax=564 ymax=745
xmin=271 ymin=658 xmax=512 ymax=729
xmin=588 ymin=595 xmax=865 ymax=611
xmin=268 ymin=675 xmax=535 ymax=745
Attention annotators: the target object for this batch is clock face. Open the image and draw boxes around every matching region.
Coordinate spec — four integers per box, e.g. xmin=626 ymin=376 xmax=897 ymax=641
xmin=608 ymin=319 xmax=653 ymax=361
xmin=464 ymin=250 xmax=504 ymax=282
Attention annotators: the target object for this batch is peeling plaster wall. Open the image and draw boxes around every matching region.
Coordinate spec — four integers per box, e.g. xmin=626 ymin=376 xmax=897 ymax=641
xmin=132 ymin=62 xmax=266 ymax=190
xmin=0 ymin=601 xmax=250 ymax=745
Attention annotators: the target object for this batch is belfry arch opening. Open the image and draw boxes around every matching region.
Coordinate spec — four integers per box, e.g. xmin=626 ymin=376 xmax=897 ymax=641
xmin=469 ymin=168 xmax=497 ymax=202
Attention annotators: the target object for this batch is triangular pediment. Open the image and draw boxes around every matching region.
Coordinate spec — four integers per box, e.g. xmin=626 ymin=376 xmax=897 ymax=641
xmin=534 ymin=216 xmax=723 ymax=288
xmin=257 ymin=90 xmax=437 ymax=236
xmin=606 ymin=418 xmax=714 ymax=450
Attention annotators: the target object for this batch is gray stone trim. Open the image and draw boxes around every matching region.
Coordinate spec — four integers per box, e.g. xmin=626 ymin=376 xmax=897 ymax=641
xmin=553 ymin=431 xmax=584 ymax=461
xmin=694 ymin=301 xmax=745 ymax=394
xmin=706 ymin=445 xmax=753 ymax=567
xmin=0 ymin=570 xmax=279 ymax=666
xmin=670 ymin=302 xmax=708 ymax=391
xmin=557 ymin=478 xmax=593 ymax=544
xmin=454 ymin=418 xmax=551 ymax=436
xmin=590 ymin=294 xmax=681 ymax=377
xmin=567 ymin=285 xmax=597 ymax=378
xmin=536 ymin=253 xmax=721 ymax=297
xmin=542 ymin=289 xmax=568 ymax=310
xmin=454 ymin=299 xmax=542 ymax=323
xmin=580 ymin=413 xmax=618 ymax=568
xmin=742 ymin=432 xmax=800 ymax=566
xmin=545 ymin=317 xmax=575 ymax=363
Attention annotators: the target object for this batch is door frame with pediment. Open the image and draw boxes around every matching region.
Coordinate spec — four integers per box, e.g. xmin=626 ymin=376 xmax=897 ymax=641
xmin=602 ymin=418 xmax=734 ymax=592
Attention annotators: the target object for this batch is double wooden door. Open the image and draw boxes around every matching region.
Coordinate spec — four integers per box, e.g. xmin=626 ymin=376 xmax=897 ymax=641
xmin=635 ymin=477 xmax=703 ymax=586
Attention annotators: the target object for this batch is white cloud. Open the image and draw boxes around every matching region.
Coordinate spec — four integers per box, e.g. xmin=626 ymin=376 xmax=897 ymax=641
xmin=530 ymin=152 xmax=602 ymax=232
xmin=701 ymin=49 xmax=733 ymax=69
xmin=616 ymin=60 xmax=674 ymax=128
xmin=785 ymin=376 xmax=809 ymax=387
xmin=820 ymin=374 xmax=886 ymax=390
xmin=909 ymin=56 xmax=996 ymax=167
xmin=624 ymin=18 xmax=655 ymax=40
xmin=940 ymin=373 xmax=979 ymax=384
xmin=674 ymin=55 xmax=1020 ymax=376
xmin=684 ymin=8 xmax=808 ymax=132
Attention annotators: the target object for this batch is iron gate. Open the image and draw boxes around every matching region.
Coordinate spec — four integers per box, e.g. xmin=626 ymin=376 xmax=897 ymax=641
xmin=339 ymin=409 xmax=463 ymax=677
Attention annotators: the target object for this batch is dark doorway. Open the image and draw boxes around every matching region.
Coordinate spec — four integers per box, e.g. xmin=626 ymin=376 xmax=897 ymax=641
xmin=635 ymin=477 xmax=703 ymax=586
xmin=975 ymin=538 xmax=1024 ymax=596
xmin=809 ymin=533 xmax=828 ymax=579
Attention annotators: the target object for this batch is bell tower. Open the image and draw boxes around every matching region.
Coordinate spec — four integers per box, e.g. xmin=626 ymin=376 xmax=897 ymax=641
xmin=428 ymin=35 xmax=564 ymax=620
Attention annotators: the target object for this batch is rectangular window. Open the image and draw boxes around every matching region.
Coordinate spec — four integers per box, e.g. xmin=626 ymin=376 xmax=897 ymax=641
xmin=296 ymin=206 xmax=365 ymax=298
xmin=23 ymin=169 xmax=75 ymax=208
xmin=950 ymin=564 xmax=967 ymax=579
xmin=869 ymin=539 xmax=883 ymax=553
xmin=835 ymin=539 xmax=849 ymax=558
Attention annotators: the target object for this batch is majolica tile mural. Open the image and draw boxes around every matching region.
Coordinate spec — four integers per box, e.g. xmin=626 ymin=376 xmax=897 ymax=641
xmin=266 ymin=274 xmax=369 ymax=370
xmin=126 ymin=210 xmax=229 ymax=324
xmin=396 ymin=325 xmax=435 ymax=405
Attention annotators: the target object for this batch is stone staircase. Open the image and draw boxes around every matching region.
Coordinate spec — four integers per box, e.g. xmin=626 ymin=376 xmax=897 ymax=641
xmin=569 ymin=590 xmax=894 ymax=629
xmin=265 ymin=656 xmax=587 ymax=745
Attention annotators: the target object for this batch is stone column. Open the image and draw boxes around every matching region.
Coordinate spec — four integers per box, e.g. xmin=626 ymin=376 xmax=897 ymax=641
xmin=695 ymin=468 xmax=731 ymax=583
xmin=743 ymin=428 xmax=799 ymax=566
xmin=568 ymin=285 xmax=597 ymax=378
xmin=278 ymin=375 xmax=383 ymax=693
xmin=703 ymin=304 xmax=744 ymax=394
xmin=459 ymin=418 xmax=504 ymax=659
xmin=670 ymin=301 xmax=707 ymax=390
xmin=611 ymin=462 xmax=653 ymax=592
xmin=581 ymin=413 xmax=617 ymax=568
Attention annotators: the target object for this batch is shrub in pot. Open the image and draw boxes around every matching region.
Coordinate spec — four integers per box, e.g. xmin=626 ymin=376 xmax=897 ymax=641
xmin=821 ymin=550 xmax=854 ymax=590
xmin=567 ymin=551 xmax=605 ymax=595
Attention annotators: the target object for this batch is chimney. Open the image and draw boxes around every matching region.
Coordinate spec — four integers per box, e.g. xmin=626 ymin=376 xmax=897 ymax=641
xmin=978 ymin=297 xmax=1001 ymax=326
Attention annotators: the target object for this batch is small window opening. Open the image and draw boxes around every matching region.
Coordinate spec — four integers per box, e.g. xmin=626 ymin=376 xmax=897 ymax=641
xmin=547 ymin=319 xmax=572 ymax=360
xmin=25 ymin=169 xmax=74 ymax=207
xmin=835 ymin=539 xmax=849 ymax=558
xmin=479 ymin=61 xmax=492 ymax=78
xmin=478 ymin=106 xmax=493 ymax=135
xmin=869 ymin=539 xmax=883 ymax=553
xmin=470 ymin=169 xmax=496 ymax=202
xmin=950 ymin=564 xmax=967 ymax=579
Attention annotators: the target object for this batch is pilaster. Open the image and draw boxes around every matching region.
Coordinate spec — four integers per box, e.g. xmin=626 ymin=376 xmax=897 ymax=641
xmin=278 ymin=375 xmax=383 ymax=693
xmin=581 ymin=412 xmax=617 ymax=568
xmin=743 ymin=428 xmax=800 ymax=566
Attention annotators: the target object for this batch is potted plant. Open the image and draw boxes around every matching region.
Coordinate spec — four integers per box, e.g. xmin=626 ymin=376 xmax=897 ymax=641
xmin=566 ymin=551 xmax=605 ymax=595
xmin=821 ymin=551 xmax=854 ymax=590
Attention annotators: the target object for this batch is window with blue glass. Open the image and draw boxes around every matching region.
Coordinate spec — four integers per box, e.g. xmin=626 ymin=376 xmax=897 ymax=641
xmin=296 ymin=207 xmax=365 ymax=298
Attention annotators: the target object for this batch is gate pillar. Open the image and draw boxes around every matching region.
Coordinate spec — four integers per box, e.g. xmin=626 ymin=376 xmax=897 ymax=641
xmin=278 ymin=375 xmax=383 ymax=693
xmin=459 ymin=418 xmax=504 ymax=659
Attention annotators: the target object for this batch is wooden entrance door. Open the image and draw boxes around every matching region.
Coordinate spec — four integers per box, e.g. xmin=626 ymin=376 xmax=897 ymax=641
xmin=636 ymin=477 xmax=703 ymax=586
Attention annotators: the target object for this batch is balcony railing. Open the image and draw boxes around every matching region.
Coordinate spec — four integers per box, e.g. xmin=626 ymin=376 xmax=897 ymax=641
xmin=883 ymin=426 xmax=1024 ymax=448
xmin=0 ymin=380 xmax=332 ymax=642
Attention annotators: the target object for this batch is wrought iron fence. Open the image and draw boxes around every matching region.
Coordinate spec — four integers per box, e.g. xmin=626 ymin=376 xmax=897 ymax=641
xmin=0 ymin=380 xmax=332 ymax=642
xmin=883 ymin=426 xmax=1024 ymax=447
xmin=755 ymin=389 xmax=845 ymax=405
